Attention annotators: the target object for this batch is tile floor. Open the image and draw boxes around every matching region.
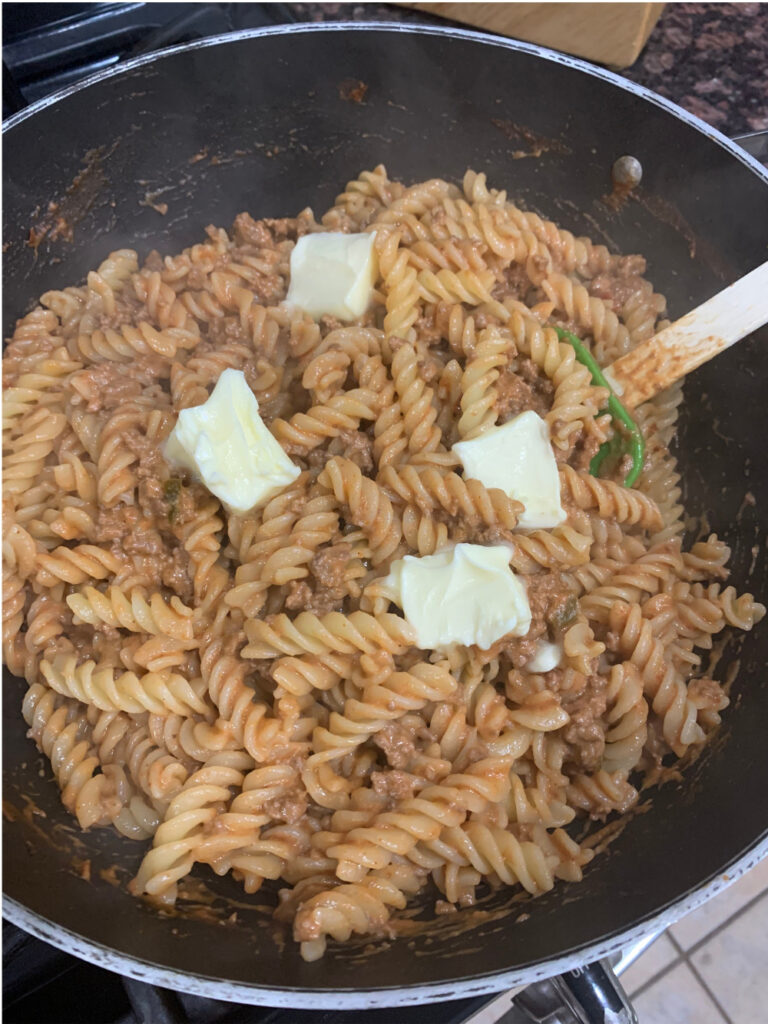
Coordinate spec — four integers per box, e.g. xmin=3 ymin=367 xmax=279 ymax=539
xmin=621 ymin=856 xmax=768 ymax=1023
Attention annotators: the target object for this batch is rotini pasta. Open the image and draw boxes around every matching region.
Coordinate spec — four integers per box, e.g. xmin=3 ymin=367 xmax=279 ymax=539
xmin=4 ymin=168 xmax=762 ymax=963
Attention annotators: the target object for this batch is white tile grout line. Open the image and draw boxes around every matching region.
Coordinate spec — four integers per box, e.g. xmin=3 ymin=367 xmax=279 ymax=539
xmin=667 ymin=931 xmax=734 ymax=1024
xmin=627 ymin=952 xmax=683 ymax=1000
xmin=629 ymin=948 xmax=730 ymax=1022
xmin=682 ymin=888 xmax=768 ymax=959
xmin=627 ymin=883 xmax=768 ymax=1006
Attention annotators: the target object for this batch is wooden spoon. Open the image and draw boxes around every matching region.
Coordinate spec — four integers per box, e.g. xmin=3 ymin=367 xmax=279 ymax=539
xmin=604 ymin=260 xmax=768 ymax=409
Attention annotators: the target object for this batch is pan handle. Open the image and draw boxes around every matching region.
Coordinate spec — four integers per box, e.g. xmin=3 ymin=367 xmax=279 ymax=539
xmin=550 ymin=960 xmax=638 ymax=1024
xmin=510 ymin=958 xmax=637 ymax=1024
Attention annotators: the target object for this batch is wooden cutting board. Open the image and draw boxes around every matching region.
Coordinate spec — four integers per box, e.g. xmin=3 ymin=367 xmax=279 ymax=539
xmin=397 ymin=3 xmax=665 ymax=68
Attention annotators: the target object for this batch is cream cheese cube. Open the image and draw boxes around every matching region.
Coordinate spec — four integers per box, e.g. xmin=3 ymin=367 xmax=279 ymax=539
xmin=453 ymin=411 xmax=566 ymax=530
xmin=382 ymin=543 xmax=531 ymax=651
xmin=163 ymin=368 xmax=300 ymax=514
xmin=525 ymin=639 xmax=564 ymax=673
xmin=285 ymin=232 xmax=377 ymax=320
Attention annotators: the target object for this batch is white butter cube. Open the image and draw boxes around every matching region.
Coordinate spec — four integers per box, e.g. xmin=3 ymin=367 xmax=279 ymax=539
xmin=453 ymin=411 xmax=566 ymax=530
xmin=163 ymin=368 xmax=300 ymax=514
xmin=286 ymin=232 xmax=377 ymax=320
xmin=382 ymin=543 xmax=531 ymax=651
xmin=525 ymin=639 xmax=564 ymax=673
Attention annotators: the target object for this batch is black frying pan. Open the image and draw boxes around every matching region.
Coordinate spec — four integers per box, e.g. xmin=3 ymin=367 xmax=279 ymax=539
xmin=3 ymin=23 xmax=768 ymax=1012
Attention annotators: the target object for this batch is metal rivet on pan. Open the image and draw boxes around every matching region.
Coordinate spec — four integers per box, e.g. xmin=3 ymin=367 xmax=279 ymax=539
xmin=612 ymin=155 xmax=643 ymax=187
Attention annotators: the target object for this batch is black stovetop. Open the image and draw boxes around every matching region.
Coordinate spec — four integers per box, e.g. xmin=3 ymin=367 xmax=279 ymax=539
xmin=4 ymin=918 xmax=507 ymax=1024
xmin=2 ymin=0 xmax=454 ymax=120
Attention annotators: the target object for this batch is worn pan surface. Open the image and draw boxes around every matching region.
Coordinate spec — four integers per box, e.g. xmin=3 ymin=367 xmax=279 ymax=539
xmin=3 ymin=23 xmax=768 ymax=1009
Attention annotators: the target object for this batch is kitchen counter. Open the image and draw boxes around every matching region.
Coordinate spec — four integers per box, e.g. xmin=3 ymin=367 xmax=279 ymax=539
xmin=286 ymin=2 xmax=768 ymax=137
xmin=621 ymin=2 xmax=767 ymax=135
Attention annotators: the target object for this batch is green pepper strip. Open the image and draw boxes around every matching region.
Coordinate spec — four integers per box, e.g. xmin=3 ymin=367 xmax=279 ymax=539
xmin=553 ymin=327 xmax=645 ymax=488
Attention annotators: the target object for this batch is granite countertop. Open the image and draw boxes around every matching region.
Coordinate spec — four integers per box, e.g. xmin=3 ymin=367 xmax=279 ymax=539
xmin=283 ymin=2 xmax=768 ymax=139
xmin=620 ymin=2 xmax=767 ymax=136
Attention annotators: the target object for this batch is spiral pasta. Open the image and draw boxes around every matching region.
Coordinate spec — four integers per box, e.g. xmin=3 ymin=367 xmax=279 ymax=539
xmin=317 ymin=457 xmax=402 ymax=565
xmin=380 ymin=464 xmax=521 ymax=532
xmin=4 ymin=167 xmax=762 ymax=962
xmin=67 ymin=586 xmax=195 ymax=640
xmin=40 ymin=654 xmax=209 ymax=717
xmin=457 ymin=327 xmax=512 ymax=439
xmin=131 ymin=751 xmax=253 ymax=902
xmin=559 ymin=465 xmax=663 ymax=531
xmin=22 ymin=683 xmax=124 ymax=828
xmin=390 ymin=340 xmax=443 ymax=454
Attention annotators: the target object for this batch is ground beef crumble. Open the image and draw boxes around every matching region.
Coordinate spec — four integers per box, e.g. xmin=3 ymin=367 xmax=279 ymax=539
xmin=335 ymin=430 xmax=374 ymax=473
xmin=588 ymin=273 xmax=650 ymax=314
xmin=561 ymin=674 xmax=609 ymax=771
xmin=263 ymin=790 xmax=308 ymax=825
xmin=494 ymin=572 xmax=574 ymax=670
xmin=68 ymin=361 xmax=166 ymax=413
xmin=374 ymin=722 xmax=417 ymax=770
xmin=284 ymin=581 xmax=313 ymax=612
xmin=493 ymin=261 xmax=538 ymax=303
xmin=470 ymin=523 xmax=517 ymax=546
xmin=417 ymin=352 xmax=445 ymax=385
xmin=495 ymin=356 xmax=554 ymax=422
xmin=231 ymin=212 xmax=275 ymax=249
xmin=371 ymin=769 xmax=418 ymax=805
xmin=206 ymin=315 xmax=250 ymax=346
xmin=143 ymin=250 xmax=163 ymax=272
xmin=311 ymin=543 xmax=350 ymax=592
xmin=569 ymin=423 xmax=605 ymax=472
xmin=285 ymin=543 xmax=353 ymax=616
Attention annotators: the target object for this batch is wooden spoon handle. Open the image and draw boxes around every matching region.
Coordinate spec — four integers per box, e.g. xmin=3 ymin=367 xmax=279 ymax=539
xmin=605 ymin=260 xmax=768 ymax=409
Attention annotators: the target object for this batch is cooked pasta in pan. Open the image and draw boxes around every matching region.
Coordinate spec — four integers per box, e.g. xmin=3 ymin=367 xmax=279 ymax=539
xmin=3 ymin=167 xmax=763 ymax=960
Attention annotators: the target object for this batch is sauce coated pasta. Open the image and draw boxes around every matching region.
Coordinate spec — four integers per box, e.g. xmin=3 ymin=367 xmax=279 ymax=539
xmin=3 ymin=167 xmax=763 ymax=961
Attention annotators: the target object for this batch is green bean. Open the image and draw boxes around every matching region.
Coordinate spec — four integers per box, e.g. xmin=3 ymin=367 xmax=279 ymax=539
xmin=553 ymin=327 xmax=645 ymax=487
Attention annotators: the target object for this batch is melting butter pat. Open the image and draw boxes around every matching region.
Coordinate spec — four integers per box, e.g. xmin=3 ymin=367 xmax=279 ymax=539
xmin=286 ymin=232 xmax=377 ymax=320
xmin=453 ymin=411 xmax=566 ymax=530
xmin=382 ymin=543 xmax=531 ymax=651
xmin=525 ymin=639 xmax=564 ymax=673
xmin=163 ymin=368 xmax=300 ymax=514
